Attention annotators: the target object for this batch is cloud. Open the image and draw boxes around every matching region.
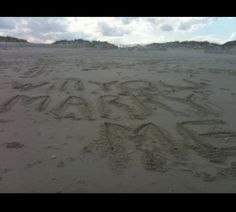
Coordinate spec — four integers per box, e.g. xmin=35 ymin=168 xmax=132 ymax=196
xmin=97 ymin=21 xmax=128 ymax=37
xmin=25 ymin=18 xmax=68 ymax=33
xmin=160 ymin=24 xmax=173 ymax=31
xmin=0 ymin=17 xmax=233 ymax=44
xmin=0 ymin=18 xmax=15 ymax=29
xmin=146 ymin=17 xmax=159 ymax=25
xmin=178 ymin=22 xmax=191 ymax=30
xmin=0 ymin=17 xmax=71 ymax=43
xmin=178 ymin=17 xmax=216 ymax=31
xmin=119 ymin=17 xmax=138 ymax=25
xmin=230 ymin=32 xmax=236 ymax=40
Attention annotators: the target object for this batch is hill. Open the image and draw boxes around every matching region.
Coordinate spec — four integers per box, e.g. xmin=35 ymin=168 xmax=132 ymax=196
xmin=0 ymin=36 xmax=28 ymax=43
xmin=52 ymin=39 xmax=118 ymax=49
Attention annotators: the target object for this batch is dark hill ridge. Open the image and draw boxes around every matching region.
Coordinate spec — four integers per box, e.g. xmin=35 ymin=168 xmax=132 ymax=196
xmin=135 ymin=41 xmax=222 ymax=50
xmin=0 ymin=35 xmax=236 ymax=50
xmin=223 ymin=40 xmax=236 ymax=48
xmin=52 ymin=39 xmax=118 ymax=49
xmin=52 ymin=39 xmax=225 ymax=50
xmin=53 ymin=39 xmax=90 ymax=45
xmin=126 ymin=40 xmax=236 ymax=51
xmin=0 ymin=36 xmax=28 ymax=43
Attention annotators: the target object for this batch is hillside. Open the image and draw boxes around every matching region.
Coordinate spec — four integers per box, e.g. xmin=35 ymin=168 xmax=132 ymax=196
xmin=52 ymin=39 xmax=118 ymax=49
xmin=223 ymin=40 xmax=236 ymax=48
xmin=0 ymin=36 xmax=28 ymax=43
xmin=1 ymin=35 xmax=235 ymax=51
xmin=136 ymin=41 xmax=221 ymax=50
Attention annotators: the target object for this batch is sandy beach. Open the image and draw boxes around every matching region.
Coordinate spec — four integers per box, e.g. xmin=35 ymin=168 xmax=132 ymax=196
xmin=0 ymin=44 xmax=236 ymax=192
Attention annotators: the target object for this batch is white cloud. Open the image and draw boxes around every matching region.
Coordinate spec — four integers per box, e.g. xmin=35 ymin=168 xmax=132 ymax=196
xmin=0 ymin=18 xmax=15 ymax=29
xmin=178 ymin=17 xmax=216 ymax=31
xmin=119 ymin=17 xmax=139 ymax=25
xmin=97 ymin=21 xmax=129 ymax=37
xmin=230 ymin=32 xmax=236 ymax=40
xmin=160 ymin=24 xmax=173 ymax=31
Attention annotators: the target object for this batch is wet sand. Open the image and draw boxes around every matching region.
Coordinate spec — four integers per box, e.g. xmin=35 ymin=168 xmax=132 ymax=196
xmin=0 ymin=45 xmax=236 ymax=192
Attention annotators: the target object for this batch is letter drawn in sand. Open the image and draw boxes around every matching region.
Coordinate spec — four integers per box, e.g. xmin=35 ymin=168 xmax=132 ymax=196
xmin=133 ymin=94 xmax=189 ymax=117
xmin=134 ymin=123 xmax=177 ymax=172
xmin=119 ymin=80 xmax=155 ymax=94
xmin=161 ymin=93 xmax=220 ymax=117
xmin=96 ymin=122 xmax=133 ymax=174
xmin=97 ymin=95 xmax=136 ymax=119
xmin=0 ymin=95 xmax=50 ymax=113
xmin=88 ymin=80 xmax=117 ymax=91
xmin=176 ymin=119 xmax=236 ymax=163
xmin=158 ymin=78 xmax=207 ymax=92
xmin=88 ymin=122 xmax=182 ymax=174
xmin=97 ymin=95 xmax=150 ymax=120
xmin=12 ymin=81 xmax=50 ymax=91
xmin=51 ymin=96 xmax=94 ymax=120
xmin=59 ymin=78 xmax=84 ymax=92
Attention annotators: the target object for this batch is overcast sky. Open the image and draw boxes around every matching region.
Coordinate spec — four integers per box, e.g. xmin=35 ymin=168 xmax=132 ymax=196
xmin=0 ymin=17 xmax=235 ymax=45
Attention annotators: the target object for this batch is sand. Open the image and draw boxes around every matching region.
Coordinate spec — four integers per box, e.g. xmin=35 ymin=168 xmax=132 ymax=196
xmin=0 ymin=44 xmax=236 ymax=193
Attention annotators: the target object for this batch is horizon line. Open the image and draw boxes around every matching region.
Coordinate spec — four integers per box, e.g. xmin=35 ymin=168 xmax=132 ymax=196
xmin=0 ymin=35 xmax=235 ymax=46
